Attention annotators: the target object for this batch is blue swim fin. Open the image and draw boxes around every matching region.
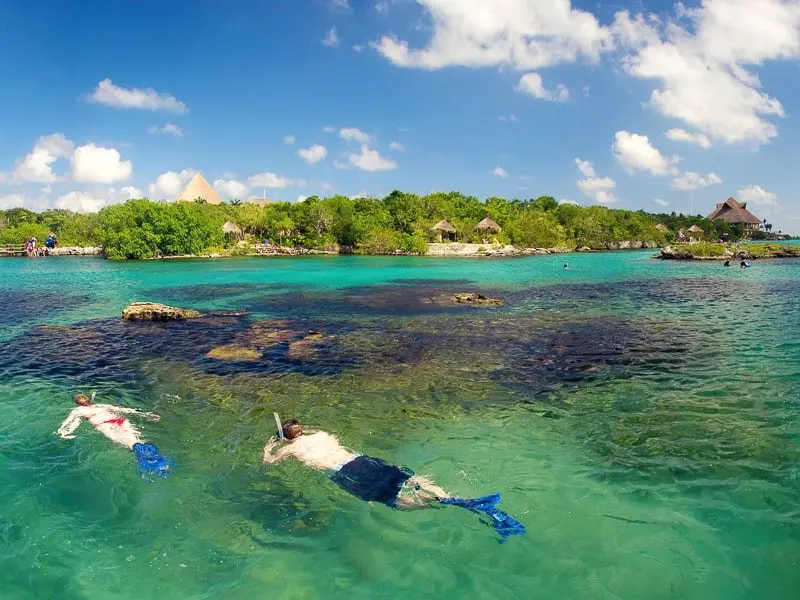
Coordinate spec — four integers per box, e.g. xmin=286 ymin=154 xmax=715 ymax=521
xmin=440 ymin=493 xmax=526 ymax=540
xmin=133 ymin=442 xmax=173 ymax=479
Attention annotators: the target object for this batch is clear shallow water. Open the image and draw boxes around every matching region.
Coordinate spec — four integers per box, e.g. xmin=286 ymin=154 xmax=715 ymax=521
xmin=0 ymin=252 xmax=798 ymax=599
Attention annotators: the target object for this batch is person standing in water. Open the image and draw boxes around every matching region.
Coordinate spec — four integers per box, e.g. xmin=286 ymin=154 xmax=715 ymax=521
xmin=56 ymin=393 xmax=172 ymax=477
xmin=263 ymin=418 xmax=525 ymax=538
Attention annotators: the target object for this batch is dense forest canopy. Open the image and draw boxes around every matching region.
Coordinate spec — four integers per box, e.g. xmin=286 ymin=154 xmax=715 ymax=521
xmin=0 ymin=191 xmax=752 ymax=259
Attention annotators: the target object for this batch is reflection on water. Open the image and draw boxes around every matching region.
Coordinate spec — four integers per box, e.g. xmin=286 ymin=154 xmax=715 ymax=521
xmin=0 ymin=255 xmax=798 ymax=599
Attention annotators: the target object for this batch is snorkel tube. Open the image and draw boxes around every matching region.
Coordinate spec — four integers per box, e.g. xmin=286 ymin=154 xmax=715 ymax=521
xmin=273 ymin=412 xmax=285 ymax=441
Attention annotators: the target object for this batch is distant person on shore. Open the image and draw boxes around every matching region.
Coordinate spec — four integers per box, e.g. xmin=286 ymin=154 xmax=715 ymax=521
xmin=56 ymin=393 xmax=172 ymax=478
xmin=263 ymin=418 xmax=525 ymax=539
xmin=24 ymin=238 xmax=34 ymax=257
xmin=45 ymin=233 xmax=57 ymax=253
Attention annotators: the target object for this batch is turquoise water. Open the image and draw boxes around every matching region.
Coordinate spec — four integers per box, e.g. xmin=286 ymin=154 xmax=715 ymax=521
xmin=1 ymin=252 xmax=798 ymax=599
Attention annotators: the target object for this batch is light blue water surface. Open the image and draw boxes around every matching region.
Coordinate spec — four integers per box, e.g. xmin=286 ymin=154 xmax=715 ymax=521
xmin=0 ymin=252 xmax=798 ymax=599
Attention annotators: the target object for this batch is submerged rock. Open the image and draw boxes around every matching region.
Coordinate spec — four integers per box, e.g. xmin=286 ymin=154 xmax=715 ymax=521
xmin=122 ymin=302 xmax=202 ymax=321
xmin=450 ymin=292 xmax=504 ymax=306
xmin=288 ymin=331 xmax=330 ymax=359
xmin=206 ymin=345 xmax=263 ymax=362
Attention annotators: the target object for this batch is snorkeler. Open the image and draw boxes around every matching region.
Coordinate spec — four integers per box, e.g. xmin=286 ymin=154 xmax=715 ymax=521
xmin=56 ymin=393 xmax=172 ymax=477
xmin=263 ymin=418 xmax=525 ymax=539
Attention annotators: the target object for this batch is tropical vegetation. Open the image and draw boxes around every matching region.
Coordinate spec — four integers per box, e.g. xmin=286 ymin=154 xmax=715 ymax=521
xmin=0 ymin=191 xmax=763 ymax=260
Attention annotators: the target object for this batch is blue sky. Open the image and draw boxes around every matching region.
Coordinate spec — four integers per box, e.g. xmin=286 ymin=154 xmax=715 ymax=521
xmin=1 ymin=0 xmax=798 ymax=230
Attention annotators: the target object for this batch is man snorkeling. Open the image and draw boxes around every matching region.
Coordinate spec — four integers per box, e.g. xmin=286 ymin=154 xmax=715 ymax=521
xmin=56 ymin=393 xmax=172 ymax=477
xmin=263 ymin=418 xmax=525 ymax=539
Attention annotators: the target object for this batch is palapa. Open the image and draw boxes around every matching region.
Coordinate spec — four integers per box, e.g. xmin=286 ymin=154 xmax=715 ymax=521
xmin=687 ymin=225 xmax=704 ymax=234
xmin=473 ymin=217 xmax=501 ymax=233
xmin=655 ymin=223 xmax=669 ymax=232
xmin=430 ymin=219 xmax=456 ymax=233
xmin=223 ymin=221 xmax=243 ymax=236
xmin=706 ymin=197 xmax=761 ymax=228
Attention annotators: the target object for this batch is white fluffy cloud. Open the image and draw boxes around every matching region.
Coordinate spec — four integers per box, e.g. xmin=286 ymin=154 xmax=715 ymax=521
xmin=348 ymin=145 xmax=397 ymax=171
xmin=494 ymin=166 xmax=509 ymax=179
xmin=613 ymin=131 xmax=680 ymax=176
xmin=148 ymin=124 xmax=183 ymax=136
xmin=737 ymin=184 xmax=778 ymax=206
xmin=323 ymin=125 xmax=337 ymax=133
xmin=654 ymin=198 xmax=669 ymax=207
xmin=374 ymin=1 xmax=798 ymax=145
xmin=339 ymin=127 xmax=371 ymax=143
xmin=372 ymin=0 xmax=610 ymax=70
xmin=247 ymin=172 xmax=306 ymax=188
xmin=88 ymin=79 xmax=187 ymax=113
xmin=671 ymin=171 xmax=722 ymax=191
xmin=297 ymin=144 xmax=328 ymax=164
xmin=296 ymin=195 xmax=309 ymax=202
xmin=71 ymin=144 xmax=132 ymax=183
xmin=575 ymin=158 xmax=616 ymax=204
xmin=322 ymin=27 xmax=341 ymax=48
xmin=110 ymin=186 xmax=143 ymax=202
xmin=4 ymin=133 xmax=74 ymax=184
xmin=0 ymin=193 xmax=27 ymax=209
xmin=330 ymin=0 xmax=351 ymax=10
xmin=284 ymin=135 xmax=296 ymax=145
xmin=614 ymin=1 xmax=800 ymax=144
xmin=389 ymin=141 xmax=405 ymax=151
xmin=518 ymin=73 xmax=569 ymax=102
xmin=498 ymin=114 xmax=519 ymax=122
xmin=213 ymin=179 xmax=249 ymax=200
xmin=55 ymin=191 xmax=106 ymax=213
xmin=54 ymin=186 xmax=142 ymax=213
xmin=665 ymin=128 xmax=712 ymax=149
xmin=148 ymin=169 xmax=195 ymax=198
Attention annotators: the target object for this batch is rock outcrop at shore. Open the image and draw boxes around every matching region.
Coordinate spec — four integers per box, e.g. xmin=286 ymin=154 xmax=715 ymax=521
xmin=51 ymin=246 xmax=103 ymax=256
xmin=658 ymin=243 xmax=800 ymax=260
xmin=426 ymin=242 xmax=656 ymax=257
xmin=122 ymin=302 xmax=202 ymax=321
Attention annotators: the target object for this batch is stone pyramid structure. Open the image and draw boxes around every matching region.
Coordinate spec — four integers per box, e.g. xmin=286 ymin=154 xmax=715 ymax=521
xmin=177 ymin=173 xmax=222 ymax=205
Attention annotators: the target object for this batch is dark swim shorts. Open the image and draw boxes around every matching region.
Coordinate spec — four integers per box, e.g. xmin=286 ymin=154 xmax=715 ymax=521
xmin=331 ymin=456 xmax=414 ymax=507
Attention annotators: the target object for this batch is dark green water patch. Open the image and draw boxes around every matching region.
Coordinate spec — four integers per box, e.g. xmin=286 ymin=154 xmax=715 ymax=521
xmin=0 ymin=289 xmax=91 ymax=326
xmin=387 ymin=278 xmax=474 ymax=286
xmin=148 ymin=282 xmax=298 ymax=306
xmin=251 ymin=283 xmax=508 ymax=318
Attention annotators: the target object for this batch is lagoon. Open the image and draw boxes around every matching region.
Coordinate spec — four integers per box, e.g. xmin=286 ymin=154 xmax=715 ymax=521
xmin=1 ymin=252 xmax=798 ymax=599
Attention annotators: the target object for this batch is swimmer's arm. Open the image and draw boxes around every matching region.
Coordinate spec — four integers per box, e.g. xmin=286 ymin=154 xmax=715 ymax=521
xmin=262 ymin=438 xmax=292 ymax=465
xmin=56 ymin=410 xmax=83 ymax=440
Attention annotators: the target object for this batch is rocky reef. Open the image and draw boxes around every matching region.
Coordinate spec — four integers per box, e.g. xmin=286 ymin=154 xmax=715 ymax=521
xmin=122 ymin=302 xmax=202 ymax=321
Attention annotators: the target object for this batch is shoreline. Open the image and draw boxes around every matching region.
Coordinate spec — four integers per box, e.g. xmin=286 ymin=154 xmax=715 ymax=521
xmin=656 ymin=243 xmax=800 ymax=261
xmin=1 ymin=240 xmax=661 ymax=260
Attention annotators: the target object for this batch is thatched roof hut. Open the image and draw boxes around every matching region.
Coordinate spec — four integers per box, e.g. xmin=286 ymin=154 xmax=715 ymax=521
xmin=473 ymin=217 xmax=501 ymax=233
xmin=655 ymin=223 xmax=669 ymax=232
xmin=707 ymin=197 xmax=761 ymax=230
xmin=687 ymin=225 xmax=704 ymax=234
xmin=223 ymin=221 xmax=243 ymax=238
xmin=430 ymin=219 xmax=456 ymax=233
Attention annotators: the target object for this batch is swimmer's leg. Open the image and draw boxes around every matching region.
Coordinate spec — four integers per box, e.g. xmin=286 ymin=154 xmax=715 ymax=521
xmin=396 ymin=476 xmax=449 ymax=510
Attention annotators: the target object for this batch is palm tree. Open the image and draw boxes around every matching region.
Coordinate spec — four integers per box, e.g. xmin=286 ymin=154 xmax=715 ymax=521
xmin=229 ymin=199 xmax=242 ymax=206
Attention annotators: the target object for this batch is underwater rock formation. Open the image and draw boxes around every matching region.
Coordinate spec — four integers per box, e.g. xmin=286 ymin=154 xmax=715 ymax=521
xmin=122 ymin=302 xmax=202 ymax=321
